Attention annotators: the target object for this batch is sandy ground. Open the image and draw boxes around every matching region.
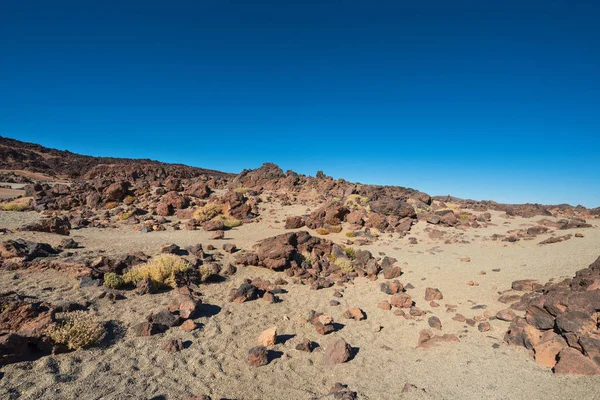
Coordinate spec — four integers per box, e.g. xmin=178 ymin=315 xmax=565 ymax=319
xmin=1 ymin=205 xmax=599 ymax=400
xmin=0 ymin=188 xmax=25 ymax=200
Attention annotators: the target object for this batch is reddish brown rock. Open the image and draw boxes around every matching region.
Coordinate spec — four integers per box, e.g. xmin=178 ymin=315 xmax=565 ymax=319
xmin=180 ymin=319 xmax=197 ymax=332
xmin=417 ymin=329 xmax=459 ymax=349
xmin=496 ymin=309 xmax=517 ymax=322
xmin=324 ymin=338 xmax=352 ymax=365
xmin=162 ymin=338 xmax=184 ymax=353
xmin=284 ymin=216 xmax=305 ymax=229
xmin=248 ymin=346 xmax=269 ymax=367
xmin=534 ymin=334 xmax=568 ymax=368
xmin=390 ymin=293 xmax=413 ymax=309
xmin=525 ymin=305 xmax=555 ymax=330
xmin=377 ymin=300 xmax=392 ymax=310
xmin=424 ymin=287 xmax=443 ymax=301
xmin=554 ymin=348 xmax=600 ymax=375
xmin=343 ymin=308 xmax=366 ymax=321
xmin=478 ymin=322 xmax=491 ymax=332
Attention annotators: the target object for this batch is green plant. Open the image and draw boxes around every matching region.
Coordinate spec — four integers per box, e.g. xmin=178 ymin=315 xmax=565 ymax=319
xmin=193 ymin=203 xmax=222 ymax=223
xmin=345 ymin=231 xmax=356 ymax=238
xmin=316 ymin=227 xmax=330 ymax=235
xmin=213 ymin=214 xmax=243 ymax=228
xmin=327 ymin=253 xmax=337 ymax=262
xmin=1 ymin=203 xmax=30 ymax=211
xmin=47 ymin=311 xmax=104 ymax=350
xmin=103 ymin=272 xmax=124 ymax=289
xmin=334 ymin=258 xmax=355 ymax=274
xmin=344 ymin=194 xmax=369 ymax=208
xmin=119 ymin=211 xmax=134 ymax=220
xmin=459 ymin=214 xmax=470 ymax=220
xmin=343 ymin=247 xmax=356 ymax=260
xmin=233 ymin=187 xmax=249 ymax=194
xmin=123 ymin=254 xmax=191 ymax=288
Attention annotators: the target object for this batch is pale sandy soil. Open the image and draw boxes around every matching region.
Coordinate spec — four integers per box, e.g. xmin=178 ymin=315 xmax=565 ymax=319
xmin=0 ymin=188 xmax=25 ymax=200
xmin=1 ymin=204 xmax=599 ymax=400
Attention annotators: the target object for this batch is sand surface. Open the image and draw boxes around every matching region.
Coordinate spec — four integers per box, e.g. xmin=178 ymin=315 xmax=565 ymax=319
xmin=1 ymin=204 xmax=599 ymax=399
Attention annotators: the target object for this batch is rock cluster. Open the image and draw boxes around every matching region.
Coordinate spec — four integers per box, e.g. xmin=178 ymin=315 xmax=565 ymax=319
xmin=503 ymin=256 xmax=600 ymax=374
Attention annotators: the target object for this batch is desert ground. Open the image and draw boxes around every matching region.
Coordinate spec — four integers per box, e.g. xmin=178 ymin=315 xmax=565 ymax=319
xmin=1 ymin=201 xmax=599 ymax=400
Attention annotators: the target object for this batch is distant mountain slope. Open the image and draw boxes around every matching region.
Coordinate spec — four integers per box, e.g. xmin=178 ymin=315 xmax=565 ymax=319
xmin=0 ymin=136 xmax=232 ymax=179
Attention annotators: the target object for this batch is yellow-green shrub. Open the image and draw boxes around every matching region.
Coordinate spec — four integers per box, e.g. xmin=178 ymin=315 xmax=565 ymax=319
xmin=343 ymin=247 xmax=356 ymax=260
xmin=103 ymin=272 xmax=124 ymax=289
xmin=193 ymin=203 xmax=222 ymax=223
xmin=345 ymin=231 xmax=356 ymax=238
xmin=316 ymin=227 xmax=330 ymax=235
xmin=47 ymin=311 xmax=104 ymax=350
xmin=2 ymin=203 xmax=30 ymax=211
xmin=119 ymin=211 xmax=134 ymax=221
xmin=334 ymin=258 xmax=355 ymax=274
xmin=213 ymin=214 xmax=243 ymax=228
xmin=233 ymin=187 xmax=249 ymax=194
xmin=123 ymin=254 xmax=191 ymax=288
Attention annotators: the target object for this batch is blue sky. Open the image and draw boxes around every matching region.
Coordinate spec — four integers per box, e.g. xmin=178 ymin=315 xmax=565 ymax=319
xmin=1 ymin=1 xmax=599 ymax=207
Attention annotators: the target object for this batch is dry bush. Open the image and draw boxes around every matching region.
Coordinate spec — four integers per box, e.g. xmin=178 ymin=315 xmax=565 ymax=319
xmin=316 ymin=227 xmax=330 ymax=235
xmin=193 ymin=203 xmax=222 ymax=223
xmin=2 ymin=203 xmax=30 ymax=211
xmin=105 ymin=201 xmax=118 ymax=209
xmin=233 ymin=187 xmax=249 ymax=194
xmin=123 ymin=254 xmax=191 ymax=288
xmin=345 ymin=231 xmax=356 ymax=238
xmin=47 ymin=311 xmax=105 ymax=350
xmin=334 ymin=258 xmax=355 ymax=274
xmin=103 ymin=272 xmax=124 ymax=289
xmin=213 ymin=214 xmax=243 ymax=228
xmin=123 ymin=195 xmax=136 ymax=205
xmin=119 ymin=211 xmax=134 ymax=220
xmin=329 ymin=226 xmax=342 ymax=233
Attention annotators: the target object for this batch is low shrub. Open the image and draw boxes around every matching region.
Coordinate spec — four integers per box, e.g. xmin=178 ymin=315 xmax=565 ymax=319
xmin=103 ymin=272 xmax=124 ymax=289
xmin=123 ymin=254 xmax=191 ymax=289
xmin=334 ymin=258 xmax=355 ymax=274
xmin=47 ymin=311 xmax=105 ymax=350
xmin=343 ymin=247 xmax=356 ymax=260
xmin=119 ymin=211 xmax=134 ymax=221
xmin=345 ymin=231 xmax=356 ymax=238
xmin=105 ymin=202 xmax=118 ymax=210
xmin=2 ymin=203 xmax=30 ymax=211
xmin=123 ymin=195 xmax=136 ymax=205
xmin=316 ymin=227 xmax=330 ymax=235
xmin=213 ymin=214 xmax=243 ymax=228
xmin=193 ymin=203 xmax=222 ymax=223
xmin=233 ymin=187 xmax=249 ymax=194
xmin=329 ymin=226 xmax=342 ymax=233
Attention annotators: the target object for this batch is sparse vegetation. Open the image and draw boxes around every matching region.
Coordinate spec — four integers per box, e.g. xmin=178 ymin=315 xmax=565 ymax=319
xmin=300 ymin=251 xmax=315 ymax=265
xmin=343 ymin=247 xmax=356 ymax=260
xmin=459 ymin=214 xmax=470 ymax=220
xmin=233 ymin=187 xmax=249 ymax=194
xmin=105 ymin=201 xmax=118 ymax=209
xmin=213 ymin=214 xmax=243 ymax=228
xmin=123 ymin=254 xmax=191 ymax=288
xmin=47 ymin=311 xmax=105 ymax=350
xmin=123 ymin=195 xmax=136 ymax=205
xmin=344 ymin=194 xmax=369 ymax=209
xmin=329 ymin=226 xmax=342 ymax=233
xmin=345 ymin=231 xmax=356 ymax=238
xmin=103 ymin=272 xmax=124 ymax=289
xmin=316 ymin=227 xmax=330 ymax=235
xmin=119 ymin=211 xmax=134 ymax=220
xmin=2 ymin=202 xmax=30 ymax=211
xmin=193 ymin=203 xmax=222 ymax=223
xmin=334 ymin=258 xmax=355 ymax=274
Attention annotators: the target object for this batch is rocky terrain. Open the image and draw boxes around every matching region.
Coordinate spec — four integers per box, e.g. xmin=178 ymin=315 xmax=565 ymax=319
xmin=0 ymin=137 xmax=599 ymax=399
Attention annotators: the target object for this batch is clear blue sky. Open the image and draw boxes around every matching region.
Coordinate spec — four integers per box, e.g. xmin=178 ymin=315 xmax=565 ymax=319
xmin=1 ymin=1 xmax=599 ymax=207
